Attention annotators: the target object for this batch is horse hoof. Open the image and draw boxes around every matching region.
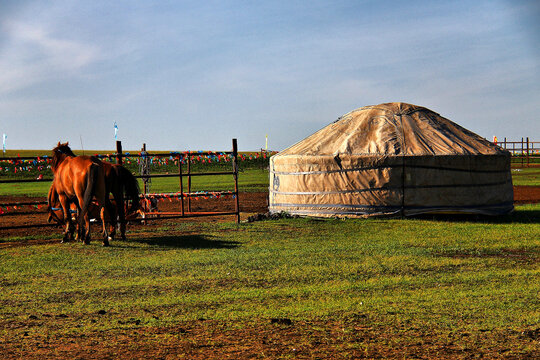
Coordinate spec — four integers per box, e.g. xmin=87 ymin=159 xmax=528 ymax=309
xmin=102 ymin=240 xmax=110 ymax=247
xmin=83 ymin=239 xmax=90 ymax=245
xmin=121 ymin=235 xmax=127 ymax=241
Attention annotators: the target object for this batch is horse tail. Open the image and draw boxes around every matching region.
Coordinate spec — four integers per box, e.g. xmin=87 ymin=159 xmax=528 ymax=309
xmin=47 ymin=183 xmax=62 ymax=224
xmin=81 ymin=163 xmax=99 ymax=217
xmin=47 ymin=183 xmax=57 ymax=211
xmin=117 ymin=165 xmax=140 ymax=212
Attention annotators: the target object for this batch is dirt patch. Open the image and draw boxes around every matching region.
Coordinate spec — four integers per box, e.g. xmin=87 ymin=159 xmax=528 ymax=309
xmin=514 ymin=185 xmax=540 ymax=204
xmin=0 ymin=192 xmax=268 ymax=242
xmin=435 ymin=248 xmax=539 ymax=265
xmin=0 ymin=318 xmax=537 ymax=359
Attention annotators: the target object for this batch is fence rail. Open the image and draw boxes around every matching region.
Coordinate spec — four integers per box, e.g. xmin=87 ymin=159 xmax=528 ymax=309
xmin=129 ymin=139 xmax=241 ymax=223
xmin=497 ymin=137 xmax=540 ymax=167
xmin=0 ymin=139 xmax=242 ymax=230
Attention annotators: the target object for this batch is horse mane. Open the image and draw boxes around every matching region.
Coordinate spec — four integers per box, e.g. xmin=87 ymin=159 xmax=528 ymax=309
xmin=51 ymin=142 xmax=76 ymax=170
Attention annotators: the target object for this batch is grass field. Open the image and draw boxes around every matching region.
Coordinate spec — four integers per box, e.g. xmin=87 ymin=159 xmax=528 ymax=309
xmin=1 ymin=206 xmax=539 ymax=357
xmin=512 ymin=167 xmax=540 ymax=186
xmin=1 ymin=151 xmax=539 ymax=358
xmin=2 ymin=210 xmax=539 ymax=326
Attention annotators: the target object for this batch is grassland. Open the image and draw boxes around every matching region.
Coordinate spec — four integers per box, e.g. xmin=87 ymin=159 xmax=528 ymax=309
xmin=1 ymin=150 xmax=539 ymax=358
xmin=1 ymin=207 xmax=539 ymax=357
xmin=512 ymin=167 xmax=540 ymax=186
xmin=1 ymin=211 xmax=539 ymax=325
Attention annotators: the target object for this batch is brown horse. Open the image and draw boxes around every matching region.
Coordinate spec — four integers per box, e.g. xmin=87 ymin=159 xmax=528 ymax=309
xmin=48 ymin=144 xmax=140 ymax=241
xmin=48 ymin=184 xmax=140 ymax=240
xmin=48 ymin=164 xmax=140 ymax=240
xmin=101 ymin=162 xmax=140 ymax=240
xmin=50 ymin=142 xmax=111 ymax=245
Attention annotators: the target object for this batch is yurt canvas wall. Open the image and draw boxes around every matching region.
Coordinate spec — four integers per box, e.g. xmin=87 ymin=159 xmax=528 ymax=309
xmin=269 ymin=102 xmax=513 ymax=217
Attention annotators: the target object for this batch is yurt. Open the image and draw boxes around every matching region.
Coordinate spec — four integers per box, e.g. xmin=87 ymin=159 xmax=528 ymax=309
xmin=269 ymin=102 xmax=513 ymax=217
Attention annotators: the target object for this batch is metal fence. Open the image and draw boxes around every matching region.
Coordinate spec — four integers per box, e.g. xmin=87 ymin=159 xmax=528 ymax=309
xmin=0 ymin=139 xmax=241 ymax=230
xmin=497 ymin=137 xmax=540 ymax=167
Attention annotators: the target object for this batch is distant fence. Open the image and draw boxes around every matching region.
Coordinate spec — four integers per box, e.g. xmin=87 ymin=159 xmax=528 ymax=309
xmin=497 ymin=138 xmax=540 ymax=167
xmin=0 ymin=139 xmax=246 ymax=230
xmin=128 ymin=139 xmax=241 ymax=223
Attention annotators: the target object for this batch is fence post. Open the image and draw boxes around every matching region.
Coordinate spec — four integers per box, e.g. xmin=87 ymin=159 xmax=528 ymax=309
xmin=503 ymin=137 xmax=506 ymax=150
xmin=116 ymin=141 xmax=123 ymax=165
xmin=232 ymin=138 xmax=240 ymax=223
xmin=527 ymin=137 xmax=530 ymax=167
xmin=187 ymin=151 xmax=192 ymax=212
xmin=179 ymin=155 xmax=184 ymax=216
xmin=521 ymin=138 xmax=524 ymax=167
xmin=141 ymin=143 xmax=148 ymax=211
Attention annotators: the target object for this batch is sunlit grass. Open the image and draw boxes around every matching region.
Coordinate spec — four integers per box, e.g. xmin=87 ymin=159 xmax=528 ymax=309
xmin=511 ymin=167 xmax=540 ymax=186
xmin=0 ymin=205 xmax=538 ymax=337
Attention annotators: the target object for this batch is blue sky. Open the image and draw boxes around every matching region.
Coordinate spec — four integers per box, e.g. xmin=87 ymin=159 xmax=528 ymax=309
xmin=1 ymin=0 xmax=538 ymax=151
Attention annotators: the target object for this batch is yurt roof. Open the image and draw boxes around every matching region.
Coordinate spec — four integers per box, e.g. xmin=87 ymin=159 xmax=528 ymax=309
xmin=277 ymin=102 xmax=505 ymax=157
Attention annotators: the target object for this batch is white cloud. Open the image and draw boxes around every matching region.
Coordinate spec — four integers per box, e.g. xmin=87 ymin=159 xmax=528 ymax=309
xmin=0 ymin=19 xmax=101 ymax=94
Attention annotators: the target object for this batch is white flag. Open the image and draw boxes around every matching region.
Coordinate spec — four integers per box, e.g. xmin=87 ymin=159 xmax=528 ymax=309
xmin=114 ymin=122 xmax=118 ymax=141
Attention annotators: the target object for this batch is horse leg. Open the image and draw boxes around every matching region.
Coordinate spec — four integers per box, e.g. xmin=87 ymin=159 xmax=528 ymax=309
xmin=106 ymin=197 xmax=117 ymax=241
xmin=73 ymin=206 xmax=83 ymax=242
xmin=83 ymin=212 xmax=92 ymax=245
xmin=100 ymin=206 xmax=111 ymax=246
xmin=59 ymin=196 xmax=74 ymax=243
xmin=114 ymin=189 xmax=125 ymax=241
xmin=91 ymin=164 xmax=110 ymax=246
xmin=95 ymin=192 xmax=111 ymax=246
xmin=73 ymin=199 xmax=90 ymax=245
xmin=69 ymin=215 xmax=76 ymax=241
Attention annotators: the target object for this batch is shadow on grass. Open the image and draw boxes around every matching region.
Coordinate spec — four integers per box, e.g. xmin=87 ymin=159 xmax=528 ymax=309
xmin=126 ymin=234 xmax=241 ymax=249
xmin=411 ymin=208 xmax=540 ymax=224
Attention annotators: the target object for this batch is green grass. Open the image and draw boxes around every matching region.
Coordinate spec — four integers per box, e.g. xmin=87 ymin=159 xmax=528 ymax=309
xmin=143 ymin=169 xmax=269 ymax=193
xmin=0 ymin=205 xmax=539 ymax=338
xmin=0 ymin=168 xmax=269 ymax=197
xmin=512 ymin=167 xmax=540 ymax=186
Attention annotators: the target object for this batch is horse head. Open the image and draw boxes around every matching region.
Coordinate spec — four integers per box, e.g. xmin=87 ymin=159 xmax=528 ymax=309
xmin=51 ymin=141 xmax=76 ymax=171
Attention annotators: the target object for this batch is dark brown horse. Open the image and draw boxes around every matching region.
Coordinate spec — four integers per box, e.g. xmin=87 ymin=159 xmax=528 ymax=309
xmin=101 ymin=162 xmax=140 ymax=240
xmin=50 ymin=142 xmax=111 ymax=245
xmin=48 ymin=144 xmax=140 ymax=241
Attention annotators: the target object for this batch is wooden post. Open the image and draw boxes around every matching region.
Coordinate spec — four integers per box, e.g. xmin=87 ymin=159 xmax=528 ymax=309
xmin=179 ymin=155 xmax=184 ymax=216
xmin=527 ymin=137 xmax=530 ymax=167
xmin=521 ymin=138 xmax=524 ymax=167
xmin=232 ymin=138 xmax=240 ymax=223
xmin=142 ymin=143 xmax=148 ymax=211
xmin=116 ymin=141 xmax=123 ymax=165
xmin=503 ymin=137 xmax=506 ymax=150
xmin=187 ymin=151 xmax=192 ymax=212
